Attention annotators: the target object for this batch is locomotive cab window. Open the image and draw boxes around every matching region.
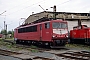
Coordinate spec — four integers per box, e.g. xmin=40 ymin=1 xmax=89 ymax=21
xmin=45 ymin=22 xmax=50 ymax=29
xmin=61 ymin=23 xmax=67 ymax=28
xmin=52 ymin=22 xmax=67 ymax=29
xmin=40 ymin=24 xmax=42 ymax=30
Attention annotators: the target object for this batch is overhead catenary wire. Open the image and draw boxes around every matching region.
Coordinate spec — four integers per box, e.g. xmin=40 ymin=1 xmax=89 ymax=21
xmin=57 ymin=0 xmax=72 ymax=6
xmin=0 ymin=0 xmax=30 ymax=13
xmin=6 ymin=0 xmax=30 ymax=11
xmin=4 ymin=0 xmax=45 ymax=27
xmin=46 ymin=0 xmax=72 ymax=11
xmin=7 ymin=0 xmax=45 ymax=16
xmin=0 ymin=26 xmax=3 ymax=29
xmin=0 ymin=11 xmax=6 ymax=15
xmin=57 ymin=0 xmax=90 ymax=13
xmin=3 ymin=0 xmax=89 ymax=17
xmin=6 ymin=0 xmax=72 ymax=16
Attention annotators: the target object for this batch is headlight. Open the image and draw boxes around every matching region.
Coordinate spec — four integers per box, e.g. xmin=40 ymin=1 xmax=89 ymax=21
xmin=14 ymin=38 xmax=17 ymax=41
xmin=53 ymin=35 xmax=55 ymax=37
xmin=66 ymin=35 xmax=68 ymax=37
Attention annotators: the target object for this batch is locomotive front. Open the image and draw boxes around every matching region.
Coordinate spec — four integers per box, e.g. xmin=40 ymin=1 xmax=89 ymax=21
xmin=52 ymin=21 xmax=68 ymax=46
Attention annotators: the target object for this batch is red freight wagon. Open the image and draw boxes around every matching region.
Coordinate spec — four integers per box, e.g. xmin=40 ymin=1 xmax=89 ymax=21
xmin=70 ymin=25 xmax=90 ymax=44
xmin=14 ymin=19 xmax=69 ymax=46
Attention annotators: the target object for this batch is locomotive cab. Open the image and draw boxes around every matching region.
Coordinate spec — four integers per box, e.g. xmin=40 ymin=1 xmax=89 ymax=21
xmin=52 ymin=20 xmax=68 ymax=46
xmin=73 ymin=25 xmax=88 ymax=30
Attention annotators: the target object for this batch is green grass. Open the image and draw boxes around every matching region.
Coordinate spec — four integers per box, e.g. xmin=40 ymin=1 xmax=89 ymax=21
xmin=30 ymin=45 xmax=37 ymax=49
xmin=1 ymin=38 xmax=90 ymax=52
xmin=31 ymin=49 xmax=39 ymax=52
xmin=0 ymin=39 xmax=39 ymax=52
xmin=5 ymin=38 xmax=14 ymax=40
xmin=66 ymin=44 xmax=90 ymax=50
xmin=0 ymin=38 xmax=3 ymax=40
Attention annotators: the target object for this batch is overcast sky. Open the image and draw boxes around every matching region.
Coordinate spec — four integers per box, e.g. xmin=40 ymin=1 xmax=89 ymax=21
xmin=0 ymin=0 xmax=90 ymax=31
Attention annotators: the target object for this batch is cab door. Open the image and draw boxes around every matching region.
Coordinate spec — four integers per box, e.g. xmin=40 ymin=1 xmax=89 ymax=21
xmin=39 ymin=24 xmax=42 ymax=41
xmin=42 ymin=22 xmax=52 ymax=41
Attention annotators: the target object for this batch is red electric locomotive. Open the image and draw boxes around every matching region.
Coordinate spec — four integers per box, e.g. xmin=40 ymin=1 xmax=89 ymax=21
xmin=14 ymin=19 xmax=68 ymax=46
xmin=70 ymin=25 xmax=90 ymax=45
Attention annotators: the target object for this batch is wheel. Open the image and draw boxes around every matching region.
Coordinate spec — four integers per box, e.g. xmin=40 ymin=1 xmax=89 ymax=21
xmin=16 ymin=40 xmax=20 ymax=44
xmin=70 ymin=38 xmax=74 ymax=44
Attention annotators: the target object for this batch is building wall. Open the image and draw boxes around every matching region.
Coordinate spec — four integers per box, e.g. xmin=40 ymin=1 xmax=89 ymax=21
xmin=25 ymin=11 xmax=90 ymax=32
xmin=53 ymin=14 xmax=88 ymax=19
xmin=67 ymin=20 xmax=90 ymax=31
xmin=25 ymin=12 xmax=46 ymax=24
xmin=25 ymin=11 xmax=89 ymax=24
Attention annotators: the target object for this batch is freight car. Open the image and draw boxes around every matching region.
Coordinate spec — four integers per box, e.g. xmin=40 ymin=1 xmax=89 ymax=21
xmin=14 ymin=19 xmax=69 ymax=46
xmin=70 ymin=25 xmax=90 ymax=45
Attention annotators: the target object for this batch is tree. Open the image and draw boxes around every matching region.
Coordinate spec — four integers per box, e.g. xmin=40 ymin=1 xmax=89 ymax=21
xmin=7 ymin=30 xmax=14 ymax=38
xmin=0 ymin=30 xmax=14 ymax=38
xmin=0 ymin=29 xmax=7 ymax=39
xmin=0 ymin=29 xmax=7 ymax=35
xmin=8 ymin=31 xmax=12 ymax=34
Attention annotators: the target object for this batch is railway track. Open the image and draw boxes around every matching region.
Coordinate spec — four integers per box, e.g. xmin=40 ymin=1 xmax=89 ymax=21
xmin=2 ymin=39 xmax=90 ymax=60
xmin=0 ymin=49 xmax=37 ymax=60
xmin=0 ymin=49 xmax=21 ymax=56
xmin=0 ymin=48 xmax=54 ymax=60
xmin=56 ymin=51 xmax=90 ymax=60
xmin=3 ymin=39 xmax=69 ymax=51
